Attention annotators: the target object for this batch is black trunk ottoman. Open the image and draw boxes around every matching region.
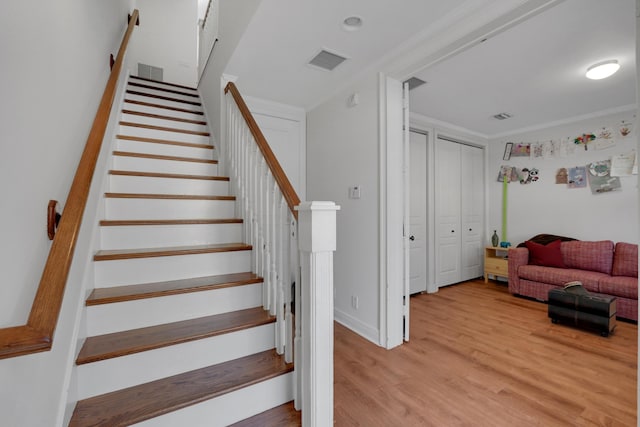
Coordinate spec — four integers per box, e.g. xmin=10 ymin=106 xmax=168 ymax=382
xmin=548 ymin=288 xmax=617 ymax=337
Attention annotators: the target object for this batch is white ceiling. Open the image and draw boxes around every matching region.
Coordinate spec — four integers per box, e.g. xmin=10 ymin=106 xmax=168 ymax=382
xmin=226 ymin=0 xmax=636 ymax=137
xmin=409 ymin=0 xmax=636 ymax=137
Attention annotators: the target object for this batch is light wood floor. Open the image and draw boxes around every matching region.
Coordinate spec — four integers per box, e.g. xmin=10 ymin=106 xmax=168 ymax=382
xmin=334 ymin=280 xmax=637 ymax=426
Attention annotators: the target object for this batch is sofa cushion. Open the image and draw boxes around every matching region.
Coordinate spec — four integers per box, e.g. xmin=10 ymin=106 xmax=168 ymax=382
xmin=517 ymin=265 xmax=606 ymax=292
xmin=525 ymin=240 xmax=566 ymax=268
xmin=599 ymin=276 xmax=638 ymax=299
xmin=561 ymin=240 xmax=614 ymax=275
xmin=612 ymin=242 xmax=638 ymax=277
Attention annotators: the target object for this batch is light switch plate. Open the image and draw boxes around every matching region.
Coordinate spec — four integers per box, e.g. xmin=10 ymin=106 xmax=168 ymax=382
xmin=349 ymin=186 xmax=361 ymax=199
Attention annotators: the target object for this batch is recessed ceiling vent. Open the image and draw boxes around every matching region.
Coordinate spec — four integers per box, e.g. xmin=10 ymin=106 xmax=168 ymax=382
xmin=403 ymin=77 xmax=427 ymax=90
xmin=308 ymin=49 xmax=348 ymax=71
xmin=493 ymin=112 xmax=513 ymax=120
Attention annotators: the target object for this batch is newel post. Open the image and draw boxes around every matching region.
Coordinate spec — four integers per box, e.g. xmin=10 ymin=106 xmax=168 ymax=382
xmin=294 ymin=201 xmax=339 ymax=427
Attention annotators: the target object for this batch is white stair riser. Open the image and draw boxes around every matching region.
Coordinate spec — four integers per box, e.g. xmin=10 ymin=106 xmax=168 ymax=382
xmin=100 ymin=223 xmax=242 ymax=249
xmin=129 ymin=79 xmax=199 ymax=96
xmin=127 ymin=86 xmax=201 ymax=103
xmin=78 ymin=324 xmax=275 ymax=399
xmin=113 ymin=155 xmax=219 ymax=176
xmin=94 ymin=250 xmax=251 ymax=287
xmin=125 ymin=94 xmax=203 ymax=113
xmin=87 ymin=282 xmax=262 ymax=335
xmin=119 ymin=125 xmax=211 ymax=146
xmin=109 ymin=175 xmax=229 ymax=196
xmin=121 ymin=113 xmax=208 ymax=133
xmin=123 ymin=101 xmax=205 ymax=122
xmin=133 ymin=372 xmax=294 ymax=427
xmin=105 ymin=198 xmax=235 ymax=220
xmin=116 ymin=139 xmax=214 ymax=160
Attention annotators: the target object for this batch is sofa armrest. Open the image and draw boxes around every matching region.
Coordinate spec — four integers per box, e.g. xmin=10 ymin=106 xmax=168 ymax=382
xmin=508 ymin=247 xmax=529 ymax=294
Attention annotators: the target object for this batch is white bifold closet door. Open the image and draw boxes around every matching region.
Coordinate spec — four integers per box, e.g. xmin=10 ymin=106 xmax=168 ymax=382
xmin=434 ymin=137 xmax=484 ymax=287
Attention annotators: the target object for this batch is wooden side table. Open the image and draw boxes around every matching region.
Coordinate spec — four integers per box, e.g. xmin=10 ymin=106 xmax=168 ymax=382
xmin=484 ymin=247 xmax=509 ymax=283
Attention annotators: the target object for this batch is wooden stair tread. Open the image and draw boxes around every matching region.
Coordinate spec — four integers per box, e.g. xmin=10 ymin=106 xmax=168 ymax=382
xmin=77 ymin=307 xmax=274 ymax=364
xmin=119 ymin=121 xmax=210 ymax=137
xmin=116 ymin=134 xmax=213 ymax=149
xmin=87 ymin=272 xmax=260 ymax=305
xmin=124 ymin=99 xmax=204 ymax=115
xmin=126 ymin=90 xmax=201 ymax=106
xmin=229 ymin=402 xmax=300 ymax=427
xmin=113 ymin=150 xmax=218 ymax=164
xmin=130 ymin=75 xmax=197 ymax=91
xmin=69 ymin=349 xmax=293 ymax=427
xmin=122 ymin=109 xmax=206 ymax=125
xmin=109 ymin=170 xmax=229 ymax=181
xmin=94 ymin=242 xmax=252 ymax=261
xmin=127 ymin=82 xmax=200 ymax=99
xmin=99 ymin=218 xmax=242 ymax=226
xmin=104 ymin=192 xmax=234 ymax=200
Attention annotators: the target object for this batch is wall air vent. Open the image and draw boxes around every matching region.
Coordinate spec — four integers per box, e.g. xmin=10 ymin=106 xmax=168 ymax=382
xmin=493 ymin=112 xmax=513 ymax=120
xmin=403 ymin=77 xmax=427 ymax=90
xmin=308 ymin=49 xmax=348 ymax=71
xmin=138 ymin=63 xmax=164 ymax=81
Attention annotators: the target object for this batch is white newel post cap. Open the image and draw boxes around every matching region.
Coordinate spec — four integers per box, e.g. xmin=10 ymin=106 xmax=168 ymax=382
xmin=295 ymin=201 xmax=340 ymax=252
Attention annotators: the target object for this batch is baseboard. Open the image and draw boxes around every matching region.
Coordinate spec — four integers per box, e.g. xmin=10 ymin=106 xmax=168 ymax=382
xmin=334 ymin=308 xmax=380 ymax=346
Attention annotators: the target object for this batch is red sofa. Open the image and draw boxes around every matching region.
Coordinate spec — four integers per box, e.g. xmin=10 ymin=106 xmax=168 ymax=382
xmin=508 ymin=240 xmax=638 ymax=321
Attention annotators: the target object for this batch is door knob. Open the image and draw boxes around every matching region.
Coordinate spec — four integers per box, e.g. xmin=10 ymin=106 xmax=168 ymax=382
xmin=409 ymin=235 xmax=415 ymax=241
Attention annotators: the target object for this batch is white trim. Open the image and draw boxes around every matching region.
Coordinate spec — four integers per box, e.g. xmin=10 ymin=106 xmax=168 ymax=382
xmin=334 ymin=308 xmax=380 ymax=345
xmin=490 ymin=104 xmax=638 ymax=139
xmin=377 ymin=73 xmax=388 ymax=348
xmin=410 ymin=112 xmax=488 ymax=140
xmin=382 ymin=75 xmax=404 ymax=350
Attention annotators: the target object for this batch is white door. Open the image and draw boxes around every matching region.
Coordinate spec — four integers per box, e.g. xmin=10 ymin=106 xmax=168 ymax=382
xmin=461 ymin=144 xmax=484 ymax=280
xmin=409 ymin=130 xmax=428 ymax=294
xmin=435 ymin=138 xmax=461 ymax=286
xmin=251 ymin=114 xmax=303 ymax=198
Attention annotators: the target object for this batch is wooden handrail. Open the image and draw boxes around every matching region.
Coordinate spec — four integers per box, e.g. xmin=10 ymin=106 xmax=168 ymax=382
xmin=224 ymin=82 xmax=301 ymax=219
xmin=0 ymin=9 xmax=140 ymax=360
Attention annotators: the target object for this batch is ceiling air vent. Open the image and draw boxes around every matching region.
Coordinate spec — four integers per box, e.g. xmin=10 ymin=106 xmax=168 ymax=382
xmin=138 ymin=63 xmax=164 ymax=81
xmin=308 ymin=49 xmax=348 ymax=71
xmin=493 ymin=112 xmax=513 ymax=120
xmin=403 ymin=77 xmax=427 ymax=90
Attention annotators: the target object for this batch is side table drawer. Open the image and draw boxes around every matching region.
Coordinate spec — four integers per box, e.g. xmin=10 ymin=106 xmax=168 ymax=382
xmin=485 ymin=257 xmax=508 ymax=275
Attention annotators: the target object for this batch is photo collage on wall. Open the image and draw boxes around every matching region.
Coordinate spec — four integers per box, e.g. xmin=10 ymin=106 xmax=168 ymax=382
xmin=498 ymin=117 xmax=637 ymax=194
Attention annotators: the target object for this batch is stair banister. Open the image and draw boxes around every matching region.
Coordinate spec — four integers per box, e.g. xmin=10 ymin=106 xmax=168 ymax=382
xmin=224 ymin=82 xmax=301 ymax=218
xmin=0 ymin=10 xmax=140 ymax=360
xmin=224 ymin=82 xmax=338 ymax=425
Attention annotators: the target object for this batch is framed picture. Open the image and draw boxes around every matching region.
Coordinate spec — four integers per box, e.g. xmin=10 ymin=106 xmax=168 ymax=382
xmin=503 ymin=142 xmax=513 ymax=160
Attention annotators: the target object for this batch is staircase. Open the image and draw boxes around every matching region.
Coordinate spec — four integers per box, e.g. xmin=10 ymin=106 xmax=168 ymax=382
xmin=68 ymin=76 xmax=300 ymax=426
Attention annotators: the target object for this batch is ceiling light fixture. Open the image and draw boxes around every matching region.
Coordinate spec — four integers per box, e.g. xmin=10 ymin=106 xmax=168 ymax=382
xmin=585 ymin=60 xmax=620 ymax=80
xmin=342 ymin=16 xmax=363 ymax=32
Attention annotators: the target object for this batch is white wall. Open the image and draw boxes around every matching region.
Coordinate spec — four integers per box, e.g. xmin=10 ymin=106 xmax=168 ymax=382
xmin=127 ymin=0 xmax=198 ymax=87
xmin=0 ymin=0 xmax=134 ymax=425
xmin=198 ymin=0 xmax=262 ymax=144
xmin=488 ymin=109 xmax=638 ymax=246
xmin=307 ymin=73 xmax=381 ymax=344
